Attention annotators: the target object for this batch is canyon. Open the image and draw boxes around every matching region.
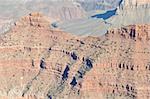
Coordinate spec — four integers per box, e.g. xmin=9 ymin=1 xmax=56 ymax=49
xmin=0 ymin=11 xmax=149 ymax=99
xmin=0 ymin=0 xmax=149 ymax=99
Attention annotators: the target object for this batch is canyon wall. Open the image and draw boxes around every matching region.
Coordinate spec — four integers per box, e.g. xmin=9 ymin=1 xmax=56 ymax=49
xmin=0 ymin=12 xmax=150 ymax=99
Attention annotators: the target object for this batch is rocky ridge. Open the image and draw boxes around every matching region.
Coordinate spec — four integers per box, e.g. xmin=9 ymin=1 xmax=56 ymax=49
xmin=14 ymin=12 xmax=51 ymax=28
xmin=0 ymin=12 xmax=150 ymax=99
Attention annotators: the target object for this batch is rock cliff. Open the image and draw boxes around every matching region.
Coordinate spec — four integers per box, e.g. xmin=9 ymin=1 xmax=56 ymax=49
xmin=123 ymin=0 xmax=150 ymax=6
xmin=0 ymin=12 xmax=150 ymax=99
xmin=14 ymin=12 xmax=51 ymax=28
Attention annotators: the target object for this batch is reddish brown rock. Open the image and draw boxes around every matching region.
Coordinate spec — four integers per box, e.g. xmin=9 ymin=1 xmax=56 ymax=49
xmin=0 ymin=12 xmax=150 ymax=99
xmin=14 ymin=12 xmax=51 ymax=28
xmin=107 ymin=24 xmax=150 ymax=41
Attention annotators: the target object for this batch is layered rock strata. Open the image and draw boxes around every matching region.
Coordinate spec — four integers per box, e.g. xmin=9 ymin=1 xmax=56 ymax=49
xmin=0 ymin=13 xmax=150 ymax=99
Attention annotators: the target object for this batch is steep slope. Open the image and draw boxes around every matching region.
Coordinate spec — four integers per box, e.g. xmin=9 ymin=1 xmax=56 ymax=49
xmin=0 ymin=12 xmax=150 ymax=99
xmin=0 ymin=12 xmax=78 ymax=98
xmin=0 ymin=0 xmax=86 ymax=34
xmin=76 ymin=0 xmax=121 ymax=11
xmin=25 ymin=0 xmax=86 ymax=21
xmin=1 ymin=0 xmax=149 ymax=36
xmin=57 ymin=0 xmax=150 ymax=36
xmin=122 ymin=0 xmax=150 ymax=6
xmin=109 ymin=0 xmax=150 ymax=28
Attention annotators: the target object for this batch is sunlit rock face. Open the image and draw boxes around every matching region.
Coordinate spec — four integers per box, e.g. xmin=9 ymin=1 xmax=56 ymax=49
xmin=0 ymin=0 xmax=86 ymax=34
xmin=55 ymin=0 xmax=150 ymax=36
xmin=123 ymin=0 xmax=150 ymax=6
xmin=0 ymin=0 xmax=149 ymax=36
xmin=0 ymin=0 xmax=150 ymax=99
xmin=25 ymin=0 xmax=86 ymax=21
xmin=76 ymin=0 xmax=121 ymax=11
xmin=14 ymin=12 xmax=51 ymax=28
xmin=0 ymin=0 xmax=86 ymax=21
xmin=0 ymin=11 xmax=150 ymax=99
xmin=110 ymin=0 xmax=150 ymax=29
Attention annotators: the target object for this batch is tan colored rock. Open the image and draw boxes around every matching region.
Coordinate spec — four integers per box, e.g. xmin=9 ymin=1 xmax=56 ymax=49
xmin=107 ymin=24 xmax=150 ymax=41
xmin=0 ymin=12 xmax=150 ymax=99
xmin=14 ymin=12 xmax=51 ymax=28
xmin=124 ymin=0 xmax=150 ymax=6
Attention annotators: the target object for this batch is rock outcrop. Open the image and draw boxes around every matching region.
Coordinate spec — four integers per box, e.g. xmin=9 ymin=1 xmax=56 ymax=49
xmin=0 ymin=11 xmax=150 ymax=99
xmin=56 ymin=0 xmax=150 ymax=36
xmin=107 ymin=24 xmax=150 ymax=40
xmin=14 ymin=12 xmax=51 ymax=28
xmin=123 ymin=0 xmax=150 ymax=6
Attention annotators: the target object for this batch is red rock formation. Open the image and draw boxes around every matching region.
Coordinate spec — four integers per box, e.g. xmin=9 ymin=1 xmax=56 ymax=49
xmin=0 ymin=12 xmax=150 ymax=99
xmin=107 ymin=24 xmax=150 ymax=41
xmin=14 ymin=12 xmax=51 ymax=28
